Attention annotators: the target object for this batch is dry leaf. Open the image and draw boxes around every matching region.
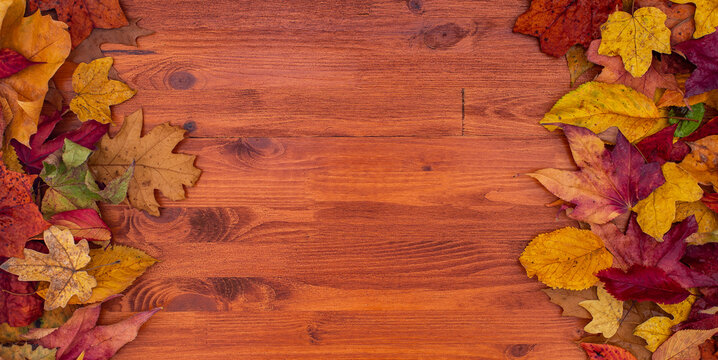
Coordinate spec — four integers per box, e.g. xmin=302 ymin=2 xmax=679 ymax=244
xmin=636 ymin=0 xmax=696 ymax=44
xmin=542 ymin=287 xmax=597 ymax=319
xmin=634 ymin=296 xmax=695 ymax=351
xmin=580 ymin=285 xmax=625 ymax=338
xmin=0 ymin=343 xmax=56 ymax=360
xmin=69 ymin=57 xmax=136 ymax=123
xmin=679 ymin=135 xmax=718 ymax=191
xmin=28 ymin=0 xmax=129 ymax=47
xmin=566 ymin=45 xmax=595 ymax=86
xmin=670 ymin=0 xmax=718 ymax=39
xmin=653 ymin=328 xmax=718 ymax=359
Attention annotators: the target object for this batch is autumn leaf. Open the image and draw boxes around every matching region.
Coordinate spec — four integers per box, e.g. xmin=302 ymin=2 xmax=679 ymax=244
xmin=633 ymin=162 xmax=703 ymax=239
xmin=530 ymin=124 xmax=664 ymax=224
xmin=26 ymin=295 xmax=160 ymax=360
xmin=653 ymin=328 xmax=718 ymax=360
xmin=580 ymin=285 xmax=625 ymax=338
xmin=28 ymin=0 xmax=129 ymax=47
xmin=11 ymin=110 xmax=108 ymax=174
xmin=0 ymin=226 xmax=96 ymax=310
xmin=598 ymin=265 xmax=691 ymax=304
xmin=581 ymin=343 xmax=638 ymax=360
xmin=674 ymin=30 xmax=718 ymax=97
xmin=69 ymin=57 xmax=136 ymax=123
xmin=0 ymin=260 xmax=43 ymax=327
xmin=519 ymin=227 xmax=612 ymax=290
xmin=598 ymin=7 xmax=672 ymax=78
xmin=676 ymin=201 xmax=718 ymax=244
xmin=0 ymin=343 xmax=56 ymax=360
xmin=679 ymin=135 xmax=718 ymax=190
xmin=540 ymin=82 xmax=668 ymax=143
xmin=513 ymin=0 xmax=621 ymax=57
xmin=542 ymin=287 xmax=597 ymax=318
xmin=566 ymin=45 xmax=595 ymax=86
xmin=669 ymin=103 xmax=706 ymax=137
xmin=0 ymin=156 xmax=49 ymax=257
xmin=586 ymin=40 xmax=679 ymax=99
xmin=670 ymin=0 xmax=718 ymax=39
xmin=635 ymin=124 xmax=691 ymax=164
xmin=38 ymin=245 xmax=157 ymax=304
xmin=636 ymin=0 xmax=696 ymax=44
xmin=0 ymin=48 xmax=38 ymax=79
xmin=702 ymin=193 xmax=718 ymax=213
xmin=89 ymin=109 xmax=201 ymax=216
xmin=49 ymin=209 xmax=111 ymax=247
xmin=0 ymin=305 xmax=75 ymax=343
xmin=658 ymin=74 xmax=715 ymax=108
xmin=634 ymin=296 xmax=695 ymax=351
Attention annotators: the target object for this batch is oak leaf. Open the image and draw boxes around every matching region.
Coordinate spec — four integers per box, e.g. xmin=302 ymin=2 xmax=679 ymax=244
xmin=581 ymin=343 xmax=638 ymax=360
xmin=653 ymin=328 xmax=718 ymax=360
xmin=69 ymin=57 xmax=136 ymax=123
xmin=27 ymin=0 xmax=128 ymax=47
xmin=633 ymin=162 xmax=703 ymax=239
xmin=513 ymin=0 xmax=622 ymax=57
xmin=49 ymin=209 xmax=111 ymax=247
xmin=670 ymin=0 xmax=718 ymax=38
xmin=580 ymin=285 xmax=625 ymax=337
xmin=637 ymin=0 xmax=696 ymax=44
xmin=0 ymin=156 xmax=49 ymax=257
xmin=0 ymin=48 xmax=37 ymax=79
xmin=598 ymin=265 xmax=691 ymax=304
xmin=540 ymin=82 xmax=668 ymax=143
xmin=530 ymin=124 xmax=664 ymax=224
xmin=0 ymin=344 xmax=56 ymax=360
xmin=598 ymin=7 xmax=672 ymax=78
xmin=89 ymin=109 xmax=201 ymax=216
xmin=519 ymin=227 xmax=612 ymax=290
xmin=0 ymin=226 xmax=96 ymax=310
xmin=679 ymin=135 xmax=718 ymax=191
xmin=674 ymin=30 xmax=718 ymax=97
xmin=542 ymin=287 xmax=597 ymax=318
xmin=634 ymin=296 xmax=695 ymax=351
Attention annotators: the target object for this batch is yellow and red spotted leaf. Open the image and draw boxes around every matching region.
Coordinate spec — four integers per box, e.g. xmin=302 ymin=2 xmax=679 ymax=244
xmin=581 ymin=343 xmax=638 ymax=360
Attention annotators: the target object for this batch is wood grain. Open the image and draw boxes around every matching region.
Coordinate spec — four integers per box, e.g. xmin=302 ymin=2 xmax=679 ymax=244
xmin=84 ymin=0 xmax=594 ymax=358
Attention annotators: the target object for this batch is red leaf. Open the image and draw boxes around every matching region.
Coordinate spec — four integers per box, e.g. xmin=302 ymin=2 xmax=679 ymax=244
xmin=49 ymin=209 xmax=111 ymax=246
xmin=0 ymin=48 xmax=37 ymax=79
xmin=702 ymin=193 xmax=718 ymax=213
xmin=513 ymin=0 xmax=622 ymax=57
xmin=683 ymin=117 xmax=718 ymax=142
xmin=636 ymin=124 xmax=691 ymax=164
xmin=674 ymin=29 xmax=718 ymax=97
xmin=0 ymin=266 xmax=43 ymax=327
xmin=28 ymin=0 xmax=129 ymax=47
xmin=581 ymin=343 xmax=638 ymax=360
xmin=598 ymin=265 xmax=691 ymax=304
xmin=11 ymin=110 xmax=108 ymax=174
xmin=0 ymin=158 xmax=49 ymax=258
xmin=675 ymin=297 xmax=718 ymax=330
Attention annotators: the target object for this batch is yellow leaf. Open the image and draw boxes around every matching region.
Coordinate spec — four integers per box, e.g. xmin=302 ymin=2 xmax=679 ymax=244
xmin=566 ymin=45 xmax=594 ymax=86
xmin=37 ymin=245 xmax=157 ymax=304
xmin=541 ymin=82 xmax=668 ymax=143
xmin=634 ymin=163 xmax=703 ymax=239
xmin=634 ymin=296 xmax=695 ymax=352
xmin=676 ymin=201 xmax=718 ymax=244
xmin=76 ymin=352 xmax=85 ymax=360
xmin=70 ymin=57 xmax=136 ymax=123
xmin=599 ymin=7 xmax=672 ymax=78
xmin=0 ymin=0 xmax=70 ymax=146
xmin=89 ymin=109 xmax=201 ymax=216
xmin=0 ymin=226 xmax=96 ymax=310
xmin=580 ymin=285 xmax=624 ymax=338
xmin=680 ymin=135 xmax=718 ymax=191
xmin=653 ymin=328 xmax=718 ymax=360
xmin=670 ymin=0 xmax=718 ymax=38
xmin=0 ymin=343 xmax=56 ymax=360
xmin=519 ymin=227 xmax=613 ymax=290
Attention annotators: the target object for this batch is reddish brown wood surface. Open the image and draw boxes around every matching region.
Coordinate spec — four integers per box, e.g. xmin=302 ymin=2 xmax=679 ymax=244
xmin=97 ymin=0 xmax=590 ymax=358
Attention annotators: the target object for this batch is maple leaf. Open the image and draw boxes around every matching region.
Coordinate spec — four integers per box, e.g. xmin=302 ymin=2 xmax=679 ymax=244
xmin=653 ymin=328 xmax=718 ymax=360
xmin=0 ymin=48 xmax=38 ymax=79
xmin=530 ymin=124 xmax=664 ymax=224
xmin=28 ymin=0 xmax=129 ymax=47
xmin=581 ymin=343 xmax=638 ymax=360
xmin=0 ymin=0 xmax=70 ymax=167
xmin=0 ymin=156 xmax=49 ymax=258
xmin=40 ymin=139 xmax=133 ymax=217
xmin=519 ymin=227 xmax=613 ymax=290
xmin=580 ymin=285 xmax=625 ymax=338
xmin=0 ymin=262 xmax=43 ymax=327
xmin=542 ymin=287 xmax=597 ymax=318
xmin=11 ymin=110 xmax=108 ymax=174
xmin=637 ymin=0 xmax=696 ymax=44
xmin=586 ymin=40 xmax=679 ymax=99
xmin=598 ymin=7 xmax=672 ymax=78
xmin=0 ymin=226 xmax=97 ymax=310
xmin=634 ymin=296 xmax=695 ymax=351
xmin=674 ymin=30 xmax=718 ymax=97
xmin=89 ymin=109 xmax=201 ymax=216
xmin=540 ymin=82 xmax=668 ymax=143
xmin=636 ymin=124 xmax=691 ymax=164
xmin=633 ymin=162 xmax=703 ymax=239
xmin=37 ymin=245 xmax=156 ymax=304
xmin=670 ymin=0 xmax=718 ymax=39
xmin=26 ymin=295 xmax=160 ymax=360
xmin=0 ymin=343 xmax=56 ymax=360
xmin=598 ymin=265 xmax=691 ymax=304
xmin=49 ymin=209 xmax=111 ymax=247
xmin=679 ymin=135 xmax=718 ymax=191
xmin=513 ymin=0 xmax=622 ymax=57
xmin=69 ymin=57 xmax=136 ymax=124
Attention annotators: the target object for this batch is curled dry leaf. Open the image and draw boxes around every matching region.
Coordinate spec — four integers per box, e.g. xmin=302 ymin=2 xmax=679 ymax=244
xmin=566 ymin=45 xmax=595 ymax=86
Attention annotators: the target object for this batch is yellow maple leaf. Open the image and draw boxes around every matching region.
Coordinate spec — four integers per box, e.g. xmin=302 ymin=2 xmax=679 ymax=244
xmin=580 ymin=285 xmax=624 ymax=338
xmin=70 ymin=57 xmax=136 ymax=123
xmin=89 ymin=109 xmax=201 ymax=216
xmin=670 ymin=0 xmax=718 ymax=38
xmin=0 ymin=226 xmax=96 ymax=310
xmin=37 ymin=245 xmax=157 ymax=304
xmin=634 ymin=163 xmax=703 ymax=239
xmin=519 ymin=227 xmax=613 ymax=290
xmin=541 ymin=82 xmax=668 ymax=143
xmin=680 ymin=135 xmax=718 ymax=191
xmin=634 ymin=296 xmax=695 ymax=352
xmin=599 ymin=7 xmax=671 ymax=78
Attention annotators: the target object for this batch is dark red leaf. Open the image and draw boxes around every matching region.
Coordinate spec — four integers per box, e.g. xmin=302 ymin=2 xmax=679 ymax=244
xmin=636 ymin=124 xmax=691 ymax=164
xmin=683 ymin=116 xmax=718 ymax=142
xmin=702 ymin=193 xmax=718 ymax=213
xmin=674 ymin=29 xmax=718 ymax=97
xmin=0 ymin=48 xmax=38 ymax=79
xmin=0 ymin=266 xmax=43 ymax=327
xmin=598 ymin=265 xmax=691 ymax=304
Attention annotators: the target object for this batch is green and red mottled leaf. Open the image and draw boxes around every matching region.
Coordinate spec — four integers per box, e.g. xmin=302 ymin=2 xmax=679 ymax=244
xmin=581 ymin=343 xmax=637 ymax=360
xmin=0 ymin=48 xmax=37 ymax=79
xmin=598 ymin=265 xmax=691 ymax=304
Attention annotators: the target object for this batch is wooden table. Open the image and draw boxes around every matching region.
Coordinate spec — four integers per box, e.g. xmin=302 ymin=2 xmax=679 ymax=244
xmin=98 ymin=0 xmax=586 ymax=358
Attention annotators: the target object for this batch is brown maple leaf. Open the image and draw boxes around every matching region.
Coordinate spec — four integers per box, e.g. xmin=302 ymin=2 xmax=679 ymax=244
xmin=513 ymin=0 xmax=622 ymax=57
xmin=28 ymin=0 xmax=129 ymax=47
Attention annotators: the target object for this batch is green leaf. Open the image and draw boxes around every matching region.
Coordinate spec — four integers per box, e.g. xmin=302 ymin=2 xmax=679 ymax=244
xmin=669 ymin=103 xmax=706 ymax=138
xmin=61 ymin=139 xmax=92 ymax=168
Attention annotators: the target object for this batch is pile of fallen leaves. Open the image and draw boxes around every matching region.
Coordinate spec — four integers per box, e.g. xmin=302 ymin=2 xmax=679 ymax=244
xmin=516 ymin=0 xmax=718 ymax=359
xmin=0 ymin=0 xmax=200 ymax=359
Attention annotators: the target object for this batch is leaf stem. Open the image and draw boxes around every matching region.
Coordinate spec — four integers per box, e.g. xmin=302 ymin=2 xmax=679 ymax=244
xmin=1 ymin=289 xmax=38 ymax=296
xmin=83 ymin=260 xmax=120 ymax=272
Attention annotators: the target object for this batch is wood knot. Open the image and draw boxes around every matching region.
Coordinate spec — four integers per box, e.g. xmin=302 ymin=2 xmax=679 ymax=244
xmin=423 ymin=23 xmax=468 ymax=50
xmin=240 ymin=138 xmax=285 ymax=159
xmin=505 ymin=344 xmax=536 ymax=358
xmin=406 ymin=0 xmax=423 ymax=14
xmin=183 ymin=120 xmax=197 ymax=133
xmin=168 ymin=71 xmax=196 ymax=90
xmin=305 ymin=323 xmax=322 ymax=345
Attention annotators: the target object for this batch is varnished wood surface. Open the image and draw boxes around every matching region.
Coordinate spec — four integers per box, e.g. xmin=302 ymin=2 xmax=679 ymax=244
xmin=96 ymin=0 xmax=590 ymax=358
